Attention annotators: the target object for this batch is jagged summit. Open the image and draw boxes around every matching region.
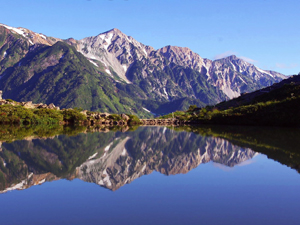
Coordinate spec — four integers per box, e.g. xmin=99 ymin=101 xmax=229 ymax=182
xmin=158 ymin=45 xmax=206 ymax=72
xmin=93 ymin=28 xmax=132 ymax=44
xmin=78 ymin=27 xmax=154 ymax=84
xmin=159 ymin=45 xmax=198 ymax=60
xmin=160 ymin=45 xmax=193 ymax=52
xmin=225 ymin=55 xmax=238 ymax=60
xmin=104 ymin=28 xmax=123 ymax=34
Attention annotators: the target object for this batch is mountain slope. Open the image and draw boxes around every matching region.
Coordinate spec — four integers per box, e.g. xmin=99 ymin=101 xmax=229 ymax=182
xmin=167 ymin=75 xmax=300 ymax=126
xmin=0 ymin=40 xmax=150 ymax=116
xmin=216 ymin=74 xmax=300 ymax=110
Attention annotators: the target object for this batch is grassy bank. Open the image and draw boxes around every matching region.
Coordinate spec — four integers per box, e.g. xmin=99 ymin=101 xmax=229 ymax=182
xmin=0 ymin=104 xmax=141 ymax=125
xmin=160 ymin=80 xmax=300 ymax=127
xmin=0 ymin=105 xmax=86 ymax=125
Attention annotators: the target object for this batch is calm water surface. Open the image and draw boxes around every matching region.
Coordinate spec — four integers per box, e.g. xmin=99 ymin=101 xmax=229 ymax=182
xmin=0 ymin=126 xmax=299 ymax=225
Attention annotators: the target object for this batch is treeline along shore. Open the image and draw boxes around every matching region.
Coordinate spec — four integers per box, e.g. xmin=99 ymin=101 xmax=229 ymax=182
xmin=0 ymin=95 xmax=186 ymax=126
xmin=0 ymin=92 xmax=141 ymax=126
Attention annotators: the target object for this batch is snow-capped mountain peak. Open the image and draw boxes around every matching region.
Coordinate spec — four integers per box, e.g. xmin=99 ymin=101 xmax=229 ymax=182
xmin=0 ymin=23 xmax=60 ymax=46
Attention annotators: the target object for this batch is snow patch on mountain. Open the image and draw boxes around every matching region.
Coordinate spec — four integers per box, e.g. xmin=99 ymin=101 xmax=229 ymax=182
xmin=142 ymin=107 xmax=151 ymax=113
xmin=122 ymin=64 xmax=128 ymax=72
xmin=98 ymin=34 xmax=105 ymax=40
xmin=88 ymin=152 xmax=98 ymax=160
xmin=39 ymin=34 xmax=47 ymax=40
xmin=0 ymin=23 xmax=60 ymax=46
xmin=163 ymin=88 xmax=169 ymax=100
xmin=126 ymin=36 xmax=132 ymax=43
xmin=37 ymin=178 xmax=46 ymax=185
xmin=142 ymin=48 xmax=148 ymax=56
xmin=163 ymin=127 xmax=167 ymax=134
xmin=89 ymin=60 xmax=98 ymax=67
xmin=230 ymin=61 xmax=237 ymax=71
xmin=105 ymin=69 xmax=112 ymax=75
xmin=239 ymin=76 xmax=246 ymax=84
xmin=121 ymin=148 xmax=127 ymax=156
xmin=141 ymin=164 xmax=147 ymax=173
xmin=0 ymin=24 xmax=36 ymax=45
xmin=0 ymin=23 xmax=26 ymax=38
xmin=104 ymin=143 xmax=113 ymax=151
xmin=0 ymin=173 xmax=33 ymax=193
xmin=255 ymin=66 xmax=273 ymax=77
xmin=102 ymin=169 xmax=112 ymax=187
xmin=103 ymin=33 xmax=113 ymax=50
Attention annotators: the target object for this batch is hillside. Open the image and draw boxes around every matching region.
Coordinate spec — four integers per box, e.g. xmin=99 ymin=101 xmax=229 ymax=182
xmin=215 ymin=74 xmax=300 ymax=110
xmin=161 ymin=74 xmax=300 ymax=127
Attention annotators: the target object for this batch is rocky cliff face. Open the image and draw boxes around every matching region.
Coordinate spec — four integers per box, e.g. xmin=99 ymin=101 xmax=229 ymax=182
xmin=79 ymin=28 xmax=154 ymax=84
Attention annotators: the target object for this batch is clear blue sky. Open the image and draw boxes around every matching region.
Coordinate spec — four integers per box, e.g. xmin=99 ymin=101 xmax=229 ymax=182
xmin=1 ymin=0 xmax=299 ymax=75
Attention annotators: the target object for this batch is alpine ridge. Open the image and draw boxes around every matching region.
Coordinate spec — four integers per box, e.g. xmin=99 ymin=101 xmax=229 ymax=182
xmin=0 ymin=23 xmax=287 ymax=116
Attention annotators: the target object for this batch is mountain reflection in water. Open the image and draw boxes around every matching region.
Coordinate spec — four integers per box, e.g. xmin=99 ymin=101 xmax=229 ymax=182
xmin=0 ymin=126 xmax=298 ymax=193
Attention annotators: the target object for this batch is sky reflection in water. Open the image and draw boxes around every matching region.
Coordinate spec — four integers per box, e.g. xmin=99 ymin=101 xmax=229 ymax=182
xmin=0 ymin=126 xmax=299 ymax=225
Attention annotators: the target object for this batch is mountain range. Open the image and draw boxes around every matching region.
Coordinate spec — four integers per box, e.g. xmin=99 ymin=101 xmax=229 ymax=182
xmin=0 ymin=23 xmax=287 ymax=116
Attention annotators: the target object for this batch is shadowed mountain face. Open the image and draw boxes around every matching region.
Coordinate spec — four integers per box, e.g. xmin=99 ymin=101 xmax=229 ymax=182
xmin=0 ymin=127 xmax=258 ymax=193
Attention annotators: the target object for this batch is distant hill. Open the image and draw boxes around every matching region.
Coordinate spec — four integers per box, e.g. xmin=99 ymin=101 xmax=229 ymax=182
xmin=216 ymin=74 xmax=300 ymax=110
xmin=161 ymin=75 xmax=300 ymax=126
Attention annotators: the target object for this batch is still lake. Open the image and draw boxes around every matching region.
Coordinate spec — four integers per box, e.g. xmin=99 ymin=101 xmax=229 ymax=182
xmin=0 ymin=125 xmax=300 ymax=225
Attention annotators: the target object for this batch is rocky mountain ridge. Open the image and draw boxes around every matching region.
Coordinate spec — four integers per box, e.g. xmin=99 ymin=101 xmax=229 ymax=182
xmin=0 ymin=23 xmax=287 ymax=115
xmin=77 ymin=28 xmax=286 ymax=99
